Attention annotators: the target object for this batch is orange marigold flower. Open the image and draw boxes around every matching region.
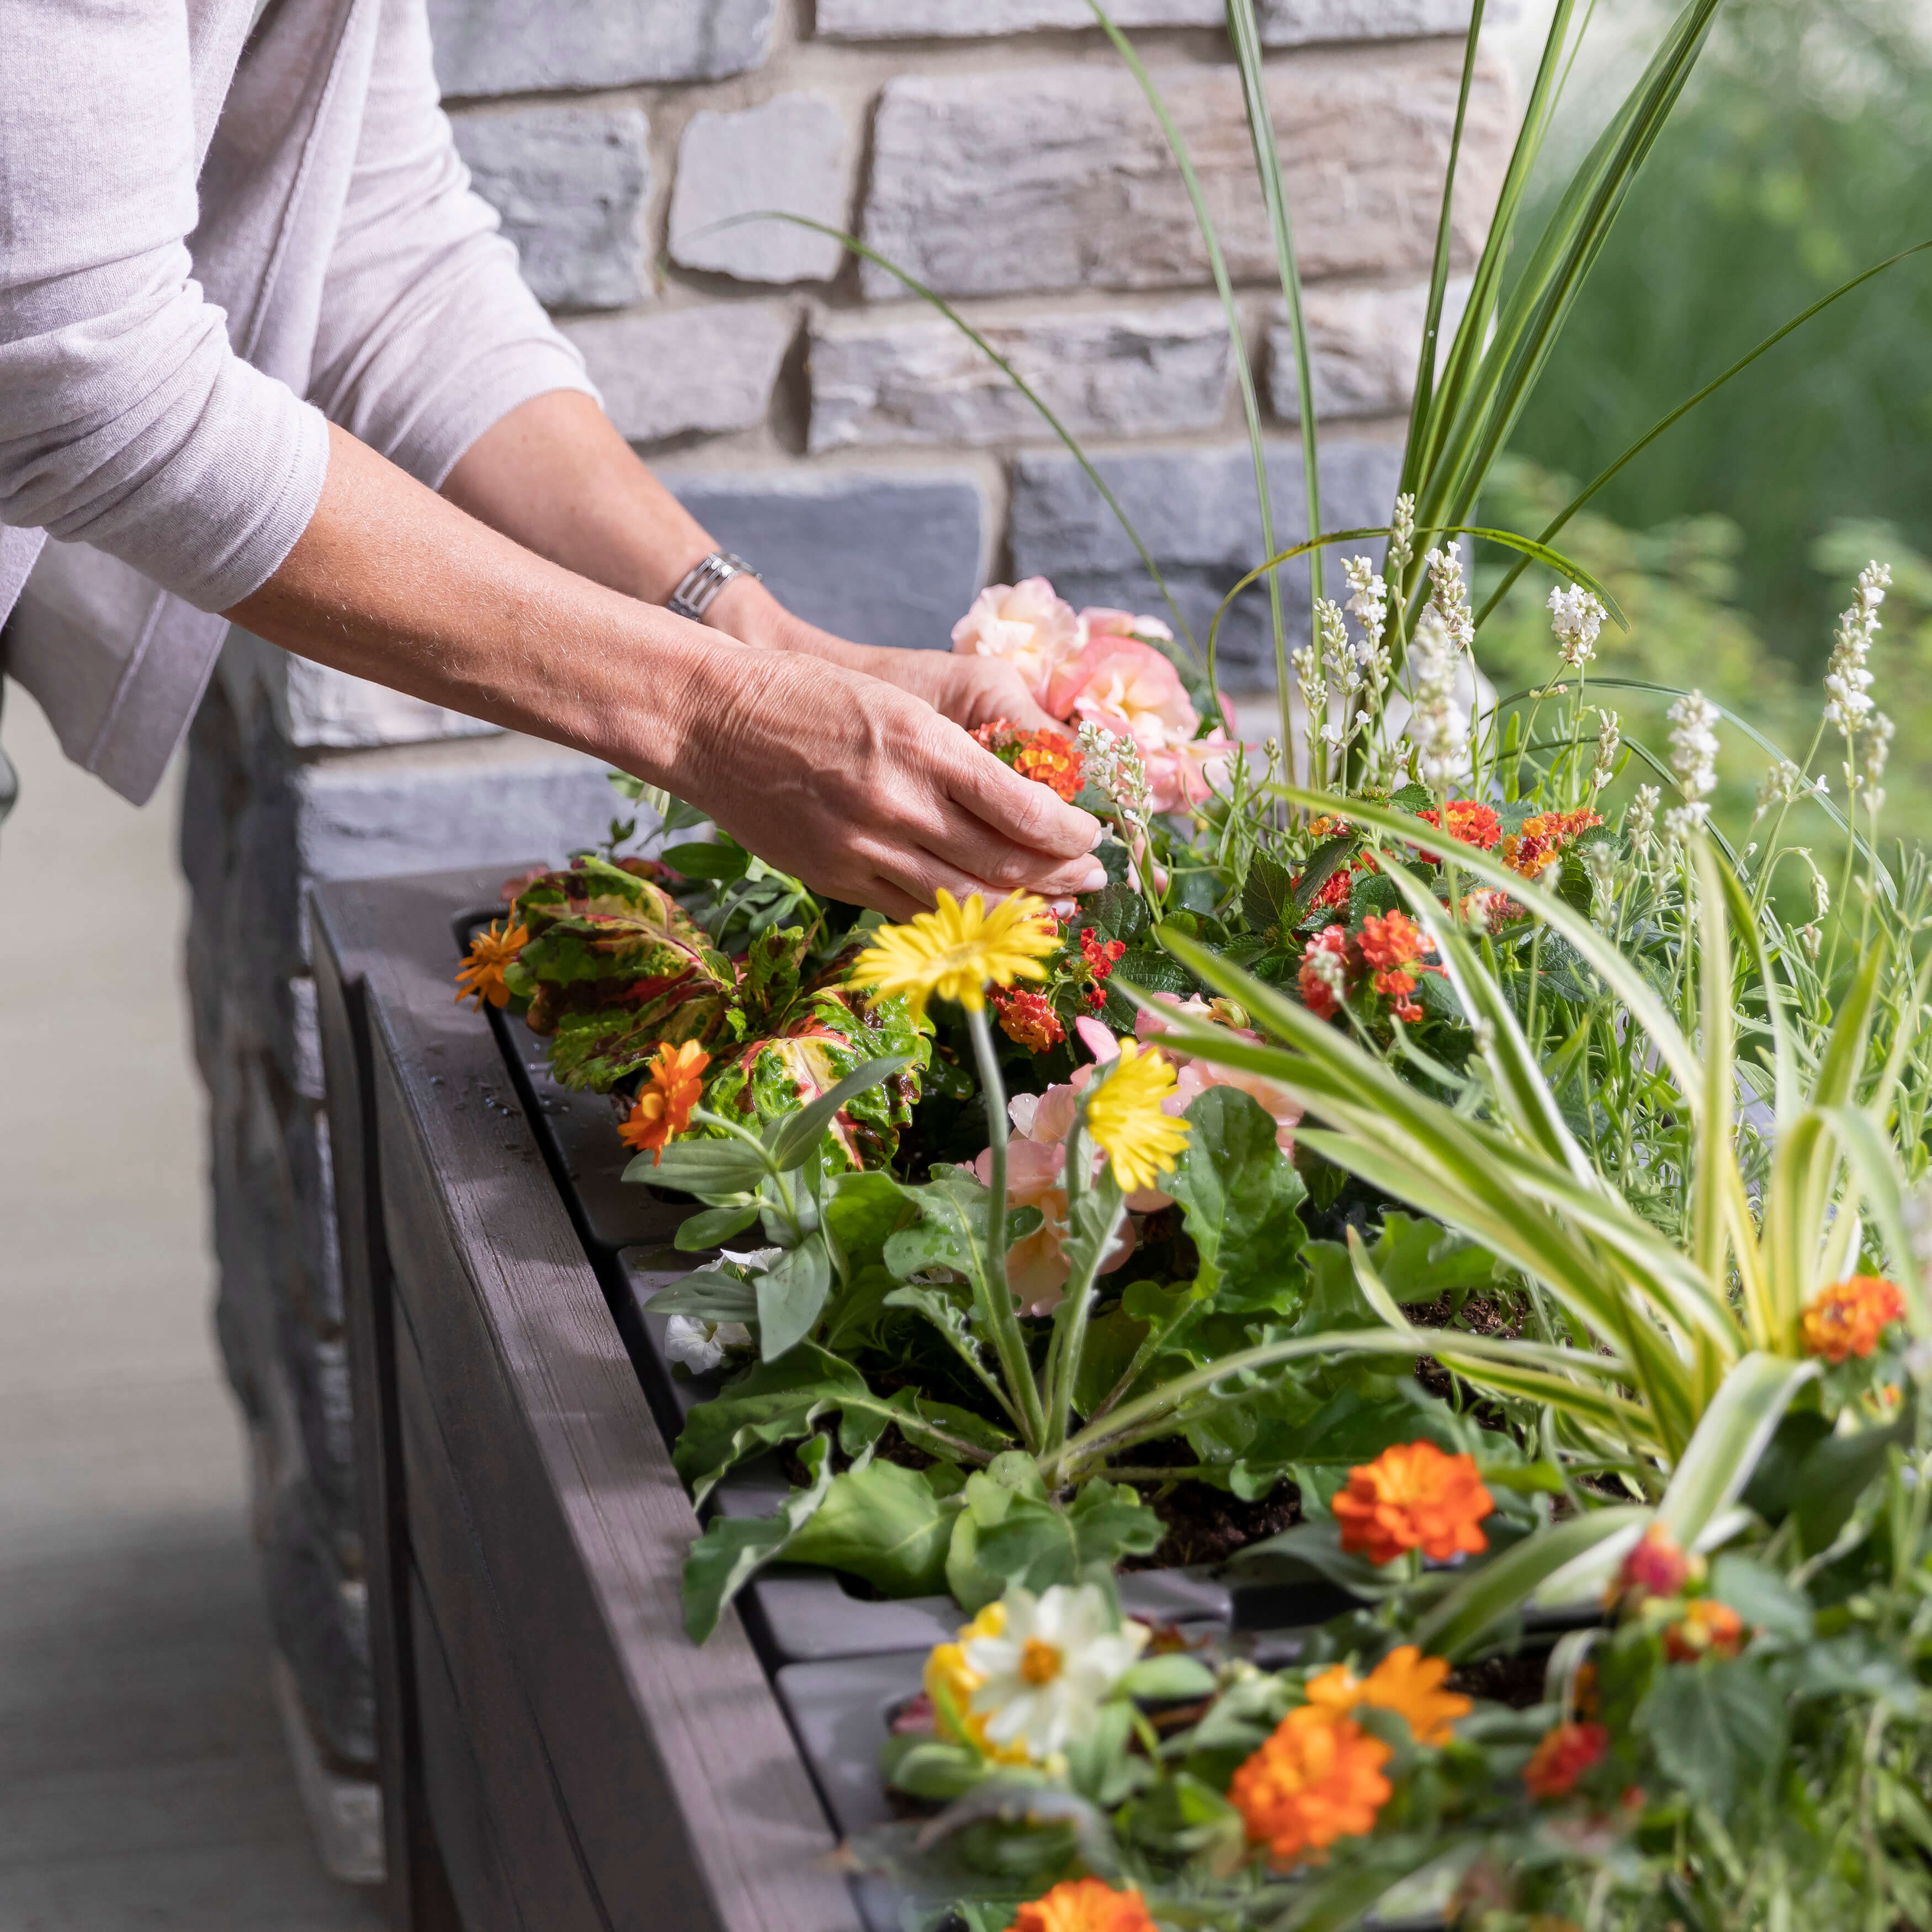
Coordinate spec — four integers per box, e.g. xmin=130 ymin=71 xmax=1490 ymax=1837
xmin=1007 ymin=1879 xmax=1158 ymax=1932
xmin=992 ymin=985 xmax=1067 ymax=1053
xmin=1802 ymin=1275 xmax=1907 ymax=1363
xmin=1305 ymin=1645 xmax=1471 ymax=1747
xmin=1014 ymin=729 xmax=1086 ymax=803
xmin=1524 ymin=1722 xmax=1609 ymax=1801
xmin=1664 ymin=1597 xmax=1745 ymax=1664
xmin=455 ymin=918 xmax=529 ymax=1010
xmin=1609 ymin=1525 xmax=1694 ymax=1609
xmin=1333 ymin=1441 xmax=1493 ymax=1567
xmin=618 ymin=1041 xmax=710 ymax=1163
xmin=1229 ymin=1703 xmax=1393 ymax=1867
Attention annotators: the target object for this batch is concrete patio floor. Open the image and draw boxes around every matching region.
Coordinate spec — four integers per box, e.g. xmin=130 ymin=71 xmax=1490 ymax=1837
xmin=0 ymin=696 xmax=383 ymax=1930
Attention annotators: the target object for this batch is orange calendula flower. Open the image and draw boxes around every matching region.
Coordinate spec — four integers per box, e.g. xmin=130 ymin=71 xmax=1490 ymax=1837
xmin=1802 ymin=1274 xmax=1907 ymax=1363
xmin=1609 ymin=1524 xmax=1695 ymax=1609
xmin=992 ymin=985 xmax=1067 ymax=1054
xmin=455 ymin=918 xmax=529 ymax=1010
xmin=1229 ymin=1703 xmax=1393 ymax=1868
xmin=1333 ymin=1441 xmax=1493 ymax=1568
xmin=1306 ymin=1645 xmax=1471 ymax=1747
xmin=1664 ymin=1597 xmax=1745 ymax=1664
xmin=1007 ymin=1878 xmax=1158 ymax=1932
xmin=618 ymin=1041 xmax=710 ymax=1163
xmin=1524 ymin=1721 xmax=1609 ymax=1801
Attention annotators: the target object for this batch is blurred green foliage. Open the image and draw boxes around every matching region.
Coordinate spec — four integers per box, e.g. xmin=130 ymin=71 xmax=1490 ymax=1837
xmin=1505 ymin=0 xmax=1932 ymax=677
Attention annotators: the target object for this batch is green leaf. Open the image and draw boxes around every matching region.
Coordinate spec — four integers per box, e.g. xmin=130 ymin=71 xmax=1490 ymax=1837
xmin=647 ymin=1269 xmax=761 ymax=1324
xmin=631 ymin=1138 xmax=771 ymax=1201
xmin=885 ymin=1167 xmax=1043 ymax=1294
xmin=673 ymin=1204 xmax=763 ymax=1252
xmin=662 ymin=841 xmax=752 ymax=882
xmin=672 ymin=1343 xmax=868 ymax=1503
xmin=1742 ymin=1406 xmax=1910 ymax=1557
xmin=784 ymin=1460 xmax=961 ymax=1597
xmin=769 ymin=1054 xmax=914 ymax=1172
xmin=1657 ymin=1352 xmax=1818 ymax=1551
xmin=1116 ymin=949 xmax=1194 ymax=1000
xmin=756 ymin=1234 xmax=834 ymax=1361
xmin=1163 ymin=1087 xmax=1308 ymax=1317
xmin=1708 ymin=1554 xmax=1813 ymax=1643
xmin=825 ymin=1169 xmax=912 ymax=1273
xmin=1363 ymin=1212 xmax=1495 ymax=1304
xmin=1240 ymin=853 xmax=1296 ymax=938
xmin=946 ymin=1461 xmax=1161 ymax=1611
xmin=1638 ymin=1658 xmax=1785 ymax=1813
xmin=1117 ymin=1654 xmax=1219 ymax=1702
xmin=682 ymin=1435 xmax=834 ymax=1642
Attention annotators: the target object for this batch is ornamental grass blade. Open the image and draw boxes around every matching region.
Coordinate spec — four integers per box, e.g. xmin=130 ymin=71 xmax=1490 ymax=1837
xmin=1413 ymin=1506 xmax=1652 ymax=1660
xmin=1655 ymin=1352 xmax=1818 ymax=1551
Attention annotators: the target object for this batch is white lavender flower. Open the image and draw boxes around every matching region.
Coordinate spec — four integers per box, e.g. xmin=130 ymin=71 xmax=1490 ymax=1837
xmin=1590 ymin=707 xmax=1621 ymax=792
xmin=1404 ymin=606 xmax=1469 ymax=787
xmin=1389 ymin=494 xmax=1416 ymax=575
xmin=1823 ymin=560 xmax=1889 ymax=731
xmin=1757 ymin=759 xmax=1804 ymax=810
xmin=1582 ymin=838 xmax=1617 ymax=903
xmin=1423 ymin=541 xmax=1475 ymax=654
xmin=1665 ymin=689 xmax=1721 ymax=834
xmin=1548 ymin=583 xmax=1607 ymax=670
xmin=1343 ymin=556 xmax=1389 ymax=659
xmin=1798 ymin=922 xmax=1823 ymax=959
xmin=1627 ymin=784 xmax=1660 ymax=847
xmin=1076 ymin=721 xmax=1152 ymax=821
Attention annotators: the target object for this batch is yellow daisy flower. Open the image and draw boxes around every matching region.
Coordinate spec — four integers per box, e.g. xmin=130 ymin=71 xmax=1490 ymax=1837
xmin=1085 ymin=1038 xmax=1190 ymax=1192
xmin=848 ymin=889 xmax=1059 ymax=1021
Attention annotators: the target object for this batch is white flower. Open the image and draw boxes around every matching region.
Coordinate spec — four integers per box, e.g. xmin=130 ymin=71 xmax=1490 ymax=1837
xmin=1822 ymin=560 xmax=1889 ymax=733
xmin=719 ymin=1246 xmax=781 ymax=1271
xmin=1665 ymin=689 xmax=1719 ymax=832
xmin=1389 ymin=493 xmax=1417 ymax=574
xmin=1423 ymin=541 xmax=1475 ymax=653
xmin=963 ymin=1584 xmax=1149 ymax=1759
xmin=1404 ymin=606 xmax=1469 ymax=787
xmin=1303 ymin=944 xmax=1348 ymax=1002
xmin=1626 ymin=784 xmax=1660 ymax=847
xmin=1548 ymin=583 xmax=1606 ymax=669
xmin=1343 ymin=556 xmax=1389 ymax=660
xmin=1590 ymin=707 xmax=1621 ymax=791
xmin=664 ymin=1316 xmax=752 ymax=1374
xmin=1076 ymin=720 xmax=1152 ymax=821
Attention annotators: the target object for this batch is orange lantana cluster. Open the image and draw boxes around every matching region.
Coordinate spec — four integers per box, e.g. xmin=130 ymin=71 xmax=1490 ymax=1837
xmin=1333 ymin=1440 xmax=1493 ymax=1567
xmin=973 ymin=718 xmax=1087 ymax=803
xmin=1501 ymin=808 xmax=1604 ymax=881
xmin=1801 ymin=1274 xmax=1907 ymax=1363
xmin=1356 ymin=910 xmax=1439 ymax=1023
xmin=991 ymin=984 xmax=1067 ymax=1053
xmin=1415 ymin=798 xmax=1504 ymax=863
xmin=1228 ymin=1703 xmax=1394 ymax=1867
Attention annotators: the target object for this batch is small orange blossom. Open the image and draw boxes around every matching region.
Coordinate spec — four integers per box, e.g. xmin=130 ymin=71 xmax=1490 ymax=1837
xmin=1333 ymin=1441 xmax=1493 ymax=1568
xmin=1802 ymin=1275 xmax=1906 ymax=1364
xmin=1006 ymin=1878 xmax=1158 ymax=1932
xmin=618 ymin=1041 xmax=709 ymax=1163
xmin=1664 ymin=1597 xmax=1744 ymax=1664
xmin=1228 ymin=1703 xmax=1392 ymax=1868
xmin=454 ymin=919 xmax=529 ymax=1010
xmin=1305 ymin=1644 xmax=1471 ymax=1747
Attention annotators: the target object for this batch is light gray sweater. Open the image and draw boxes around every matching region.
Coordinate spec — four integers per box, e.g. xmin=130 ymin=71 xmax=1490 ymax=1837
xmin=0 ymin=0 xmax=597 ymax=801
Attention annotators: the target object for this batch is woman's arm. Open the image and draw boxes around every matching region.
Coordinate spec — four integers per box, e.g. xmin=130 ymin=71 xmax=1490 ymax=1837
xmin=227 ymin=424 xmax=1107 ymax=919
xmin=440 ymin=391 xmax=1061 ymax=734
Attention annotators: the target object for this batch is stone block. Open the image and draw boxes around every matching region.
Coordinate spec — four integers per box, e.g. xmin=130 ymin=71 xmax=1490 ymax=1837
xmin=1008 ymin=437 xmax=1403 ymax=688
xmin=667 ymin=469 xmax=984 ymax=652
xmin=564 ymin=303 xmax=794 ymax=444
xmin=861 ymin=46 xmax=1511 ymax=299
xmin=1265 ymin=276 xmax=1474 ymax=421
xmin=808 ymin=300 xmax=1232 ymax=452
xmin=669 ymin=94 xmax=851 ymax=286
xmin=219 ymin=628 xmax=497 ymax=752
xmin=428 ymin=0 xmax=775 ymax=98
xmin=451 ymin=105 xmax=649 ymax=310
xmin=820 ymin=0 xmax=1507 ymax=34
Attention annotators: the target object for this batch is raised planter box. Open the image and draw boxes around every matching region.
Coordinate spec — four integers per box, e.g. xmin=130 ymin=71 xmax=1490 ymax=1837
xmin=312 ymin=867 xmax=1381 ymax=1929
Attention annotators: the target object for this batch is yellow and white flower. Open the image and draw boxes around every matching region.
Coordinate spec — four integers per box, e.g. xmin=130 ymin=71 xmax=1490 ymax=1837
xmin=963 ymin=1583 xmax=1149 ymax=1760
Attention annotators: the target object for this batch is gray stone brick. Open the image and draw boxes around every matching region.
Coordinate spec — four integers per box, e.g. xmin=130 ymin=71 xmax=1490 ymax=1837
xmin=1266 ymin=276 xmax=1474 ymax=421
xmin=808 ymin=300 xmax=1232 ymax=452
xmin=861 ymin=46 xmax=1511 ymax=299
xmin=1008 ymin=437 xmax=1403 ymax=688
xmin=667 ymin=469 xmax=984 ymax=652
xmin=452 ymin=105 xmax=649 ymax=310
xmin=428 ymin=0 xmax=775 ymax=98
xmin=669 ymin=94 xmax=851 ymax=286
xmin=564 ymin=303 xmax=794 ymax=444
xmin=820 ymin=0 xmax=1508 ymax=35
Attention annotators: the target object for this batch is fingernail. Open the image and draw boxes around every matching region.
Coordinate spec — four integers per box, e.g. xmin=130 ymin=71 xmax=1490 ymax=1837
xmin=1078 ymin=860 xmax=1108 ymax=893
xmin=1089 ymin=822 xmax=1107 ymax=851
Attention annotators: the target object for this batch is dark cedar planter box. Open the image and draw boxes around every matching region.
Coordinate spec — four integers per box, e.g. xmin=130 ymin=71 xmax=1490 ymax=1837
xmin=311 ymin=868 xmax=1368 ymax=1931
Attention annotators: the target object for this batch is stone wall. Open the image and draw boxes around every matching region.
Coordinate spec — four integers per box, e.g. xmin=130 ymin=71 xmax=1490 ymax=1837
xmin=181 ymin=0 xmax=1514 ymax=1879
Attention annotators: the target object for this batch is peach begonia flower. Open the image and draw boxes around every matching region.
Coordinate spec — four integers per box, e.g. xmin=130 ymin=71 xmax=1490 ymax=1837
xmin=973 ymin=1130 xmax=1134 ymax=1315
xmin=1134 ymin=994 xmax=1302 ymax=1157
xmin=952 ymin=579 xmax=1084 ymax=709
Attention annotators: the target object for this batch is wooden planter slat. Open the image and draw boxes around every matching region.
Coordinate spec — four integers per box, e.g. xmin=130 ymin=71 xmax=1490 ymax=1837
xmin=314 ymin=871 xmax=857 ymax=1932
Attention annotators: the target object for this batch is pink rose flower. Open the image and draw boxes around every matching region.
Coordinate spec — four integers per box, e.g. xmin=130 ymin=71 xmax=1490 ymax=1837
xmin=1145 ymin=725 xmax=1235 ymax=815
xmin=1044 ymin=635 xmax=1232 ymax=813
xmin=951 ymin=578 xmax=1083 ymax=709
xmin=1134 ymin=995 xmax=1301 ymax=1158
xmin=1079 ymin=607 xmax=1175 ymax=646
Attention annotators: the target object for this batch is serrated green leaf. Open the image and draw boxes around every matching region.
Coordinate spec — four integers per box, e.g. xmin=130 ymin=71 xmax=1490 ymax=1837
xmin=1164 ymin=1086 xmax=1307 ymax=1316
xmin=1638 ymin=1658 xmax=1785 ymax=1813
xmin=682 ymin=1435 xmax=834 ymax=1642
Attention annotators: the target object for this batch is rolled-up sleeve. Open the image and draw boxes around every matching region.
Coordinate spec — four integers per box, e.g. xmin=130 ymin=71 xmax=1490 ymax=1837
xmin=306 ymin=0 xmax=598 ymax=489
xmin=0 ymin=0 xmax=330 ymax=615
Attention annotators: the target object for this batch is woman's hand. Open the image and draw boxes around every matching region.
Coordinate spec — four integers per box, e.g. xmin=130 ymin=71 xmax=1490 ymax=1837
xmin=660 ymin=645 xmax=1105 ymax=920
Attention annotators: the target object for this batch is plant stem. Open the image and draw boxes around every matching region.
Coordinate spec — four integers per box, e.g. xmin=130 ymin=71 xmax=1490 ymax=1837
xmin=965 ymin=1004 xmax=1048 ymax=1449
xmin=1043 ymin=1141 xmax=1127 ymax=1457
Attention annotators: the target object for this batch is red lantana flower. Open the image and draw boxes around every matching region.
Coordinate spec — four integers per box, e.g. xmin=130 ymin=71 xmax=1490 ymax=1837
xmin=992 ymin=985 xmax=1067 ymax=1053
xmin=1524 ymin=1722 xmax=1609 ymax=1801
xmin=1079 ymin=927 xmax=1127 ymax=1011
xmin=1356 ymin=909 xmax=1439 ymax=1023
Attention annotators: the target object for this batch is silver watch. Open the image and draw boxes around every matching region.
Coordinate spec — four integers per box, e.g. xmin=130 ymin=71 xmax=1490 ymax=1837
xmin=667 ymin=550 xmax=761 ymax=624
